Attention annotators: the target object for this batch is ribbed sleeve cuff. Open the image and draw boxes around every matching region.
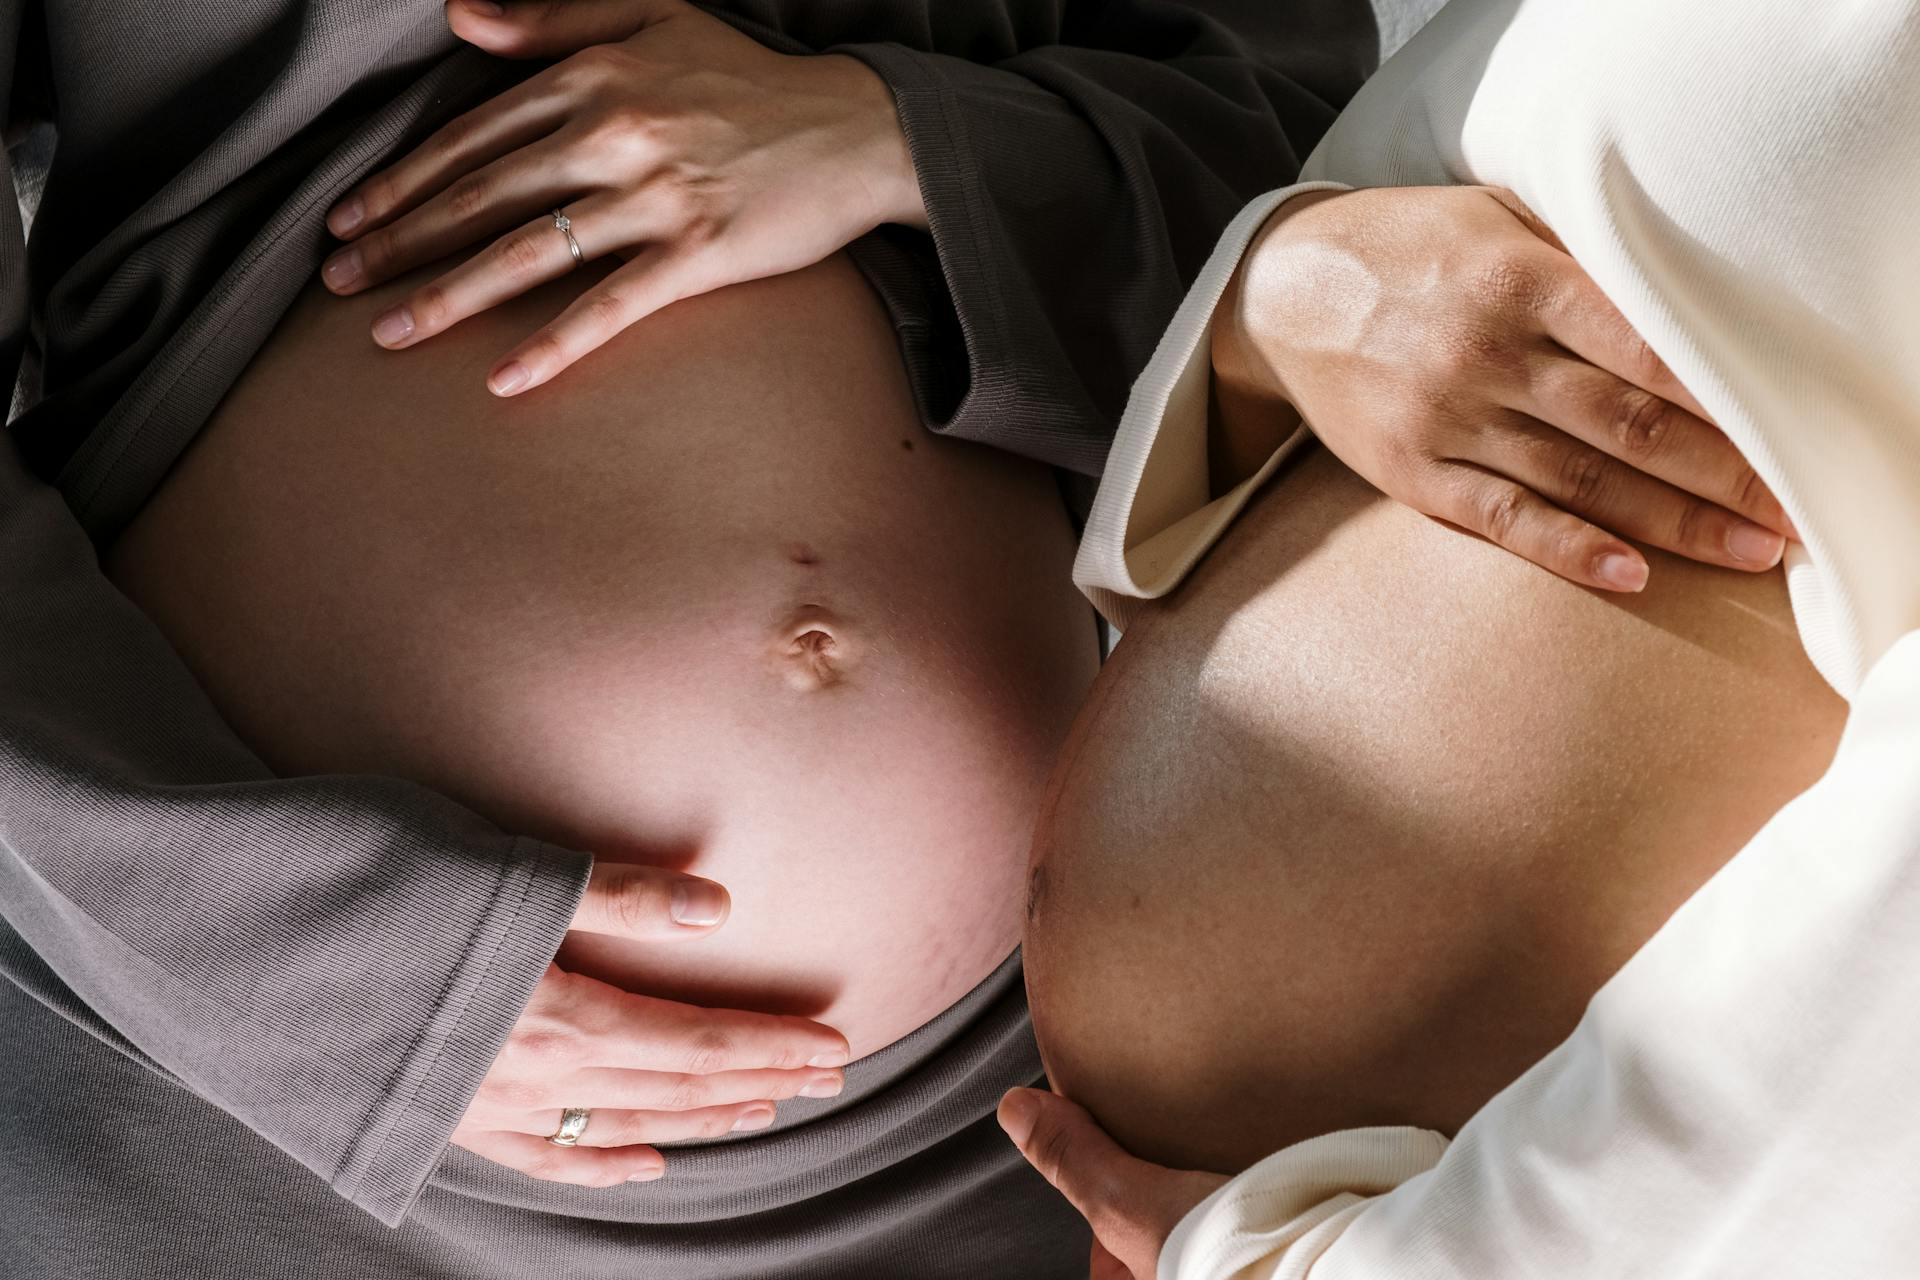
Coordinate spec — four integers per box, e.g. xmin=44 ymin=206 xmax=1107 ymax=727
xmin=1158 ymin=1126 xmax=1448 ymax=1280
xmin=1072 ymin=181 xmax=1348 ymax=631
xmin=833 ymin=43 xmax=999 ymax=430
xmin=331 ymin=835 xmax=591 ymax=1228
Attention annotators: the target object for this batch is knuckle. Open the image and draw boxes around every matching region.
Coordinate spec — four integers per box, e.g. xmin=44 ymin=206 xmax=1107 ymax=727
xmin=664 ymin=1074 xmax=710 ymax=1112
xmin=357 ymin=230 xmax=395 ymax=276
xmin=1731 ymin=464 xmax=1770 ymax=515
xmin=583 ymin=289 xmax=629 ymax=330
xmin=1470 ymin=250 xmax=1547 ymax=315
xmin=523 ymin=326 xmax=566 ymax=365
xmin=682 ymin=1029 xmax=736 ymax=1076
xmin=1610 ymin=387 xmax=1672 ymax=458
xmin=1033 ymin=1121 xmax=1074 ymax=1182
xmin=410 ymin=281 xmax=451 ymax=330
xmin=495 ymin=230 xmax=548 ymax=281
xmin=486 ymin=1075 xmax=548 ymax=1110
xmin=1481 ymin=485 xmax=1530 ymax=544
xmin=1615 ymin=327 xmax=1668 ymax=388
xmin=607 ymin=875 xmax=665 ymax=933
xmin=359 ymin=173 xmax=397 ymax=220
xmin=1672 ymin=498 xmax=1711 ymax=550
xmin=1558 ymin=448 xmax=1612 ymax=511
xmin=446 ymin=172 xmax=492 ymax=222
xmin=513 ymin=1026 xmax=581 ymax=1067
xmin=432 ymin=112 xmax=478 ymax=161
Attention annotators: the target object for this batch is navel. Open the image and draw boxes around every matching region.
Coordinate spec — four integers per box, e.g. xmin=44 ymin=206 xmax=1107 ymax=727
xmin=771 ymin=602 xmax=855 ymax=691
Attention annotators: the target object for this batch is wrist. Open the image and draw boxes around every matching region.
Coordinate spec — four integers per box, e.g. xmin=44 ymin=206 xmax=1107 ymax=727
xmin=816 ymin=53 xmax=927 ymax=233
xmin=1210 ymin=187 xmax=1348 ymax=408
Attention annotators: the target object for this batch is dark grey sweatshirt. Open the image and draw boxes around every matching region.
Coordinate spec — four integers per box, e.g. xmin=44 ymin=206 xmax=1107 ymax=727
xmin=0 ymin=0 xmax=1377 ymax=1232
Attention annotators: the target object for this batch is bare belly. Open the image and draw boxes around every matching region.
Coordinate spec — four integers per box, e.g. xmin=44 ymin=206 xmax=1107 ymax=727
xmin=1023 ymin=443 xmax=1846 ymax=1172
xmin=106 ymin=250 xmax=1101 ymax=1062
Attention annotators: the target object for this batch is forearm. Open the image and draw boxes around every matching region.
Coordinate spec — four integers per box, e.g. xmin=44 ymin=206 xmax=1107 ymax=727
xmin=0 ymin=438 xmax=592 ymax=1226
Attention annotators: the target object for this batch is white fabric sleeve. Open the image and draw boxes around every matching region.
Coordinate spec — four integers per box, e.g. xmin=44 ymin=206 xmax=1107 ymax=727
xmin=1142 ymin=0 xmax=1920 ymax=1273
xmin=1070 ymin=179 xmax=1349 ymax=633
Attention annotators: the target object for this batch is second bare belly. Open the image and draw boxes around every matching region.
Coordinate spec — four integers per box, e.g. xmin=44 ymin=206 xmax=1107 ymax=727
xmin=1024 ymin=444 xmax=1847 ymax=1171
xmin=107 ymin=251 xmax=1101 ymax=1061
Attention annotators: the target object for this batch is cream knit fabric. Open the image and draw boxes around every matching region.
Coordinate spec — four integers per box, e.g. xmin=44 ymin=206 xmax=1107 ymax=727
xmin=1073 ymin=0 xmax=1920 ymax=1274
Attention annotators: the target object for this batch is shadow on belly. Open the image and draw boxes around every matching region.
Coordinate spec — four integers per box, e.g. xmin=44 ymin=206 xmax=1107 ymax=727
xmin=1022 ymin=443 xmax=1846 ymax=1173
xmin=106 ymin=250 xmax=1102 ymax=1060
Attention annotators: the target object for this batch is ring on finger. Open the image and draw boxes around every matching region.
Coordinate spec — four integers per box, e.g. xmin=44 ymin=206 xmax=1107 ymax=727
xmin=551 ymin=207 xmax=584 ymax=268
xmin=546 ymin=1105 xmax=593 ymax=1146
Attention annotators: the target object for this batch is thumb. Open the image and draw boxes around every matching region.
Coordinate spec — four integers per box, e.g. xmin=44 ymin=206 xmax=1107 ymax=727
xmin=998 ymin=1088 xmax=1177 ymax=1270
xmin=444 ymin=0 xmax=684 ymax=59
xmin=568 ymin=859 xmax=732 ymax=940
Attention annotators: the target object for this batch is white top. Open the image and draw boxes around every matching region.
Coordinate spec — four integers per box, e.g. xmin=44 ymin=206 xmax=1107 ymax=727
xmin=1069 ymin=0 xmax=1920 ymax=1274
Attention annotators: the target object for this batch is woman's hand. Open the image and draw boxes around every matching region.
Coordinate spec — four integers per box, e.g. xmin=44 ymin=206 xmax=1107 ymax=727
xmin=451 ymin=860 xmax=852 ymax=1186
xmin=1212 ymin=185 xmax=1796 ymax=591
xmin=319 ymin=0 xmax=922 ymax=396
xmin=998 ymin=1087 xmax=1229 ymax=1280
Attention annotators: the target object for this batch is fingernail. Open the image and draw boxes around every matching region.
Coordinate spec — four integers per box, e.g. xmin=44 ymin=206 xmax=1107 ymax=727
xmin=799 ymin=1075 xmax=843 ymax=1099
xmin=626 ymin=1165 xmax=665 ymax=1183
xmin=372 ymin=306 xmax=415 ymax=347
xmin=1727 ymin=522 xmax=1785 ymax=567
xmin=1594 ymin=551 xmax=1648 ymax=592
xmin=328 ymin=196 xmax=364 ymax=236
xmin=997 ymin=1088 xmax=1041 ymax=1148
xmin=669 ymin=880 xmax=726 ymax=926
xmin=807 ymin=1049 xmax=849 ymax=1068
xmin=321 ymin=248 xmax=362 ymax=291
xmin=488 ymin=361 xmax=530 ymax=396
xmin=464 ymin=0 xmax=506 ymax=15
xmin=731 ymin=1106 xmax=776 ymax=1133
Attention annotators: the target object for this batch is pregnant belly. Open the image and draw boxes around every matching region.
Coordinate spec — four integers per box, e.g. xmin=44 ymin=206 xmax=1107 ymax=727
xmin=105 ymin=250 xmax=1101 ymax=1061
xmin=1024 ymin=443 xmax=1847 ymax=1172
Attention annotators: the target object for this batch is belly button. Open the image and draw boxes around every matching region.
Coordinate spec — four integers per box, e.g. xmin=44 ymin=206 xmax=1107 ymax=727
xmin=772 ymin=603 xmax=854 ymax=690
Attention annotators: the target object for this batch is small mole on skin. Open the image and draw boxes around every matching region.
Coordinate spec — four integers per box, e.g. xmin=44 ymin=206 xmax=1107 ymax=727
xmin=786 ymin=542 xmax=822 ymax=567
xmin=900 ymin=438 xmax=915 ymax=451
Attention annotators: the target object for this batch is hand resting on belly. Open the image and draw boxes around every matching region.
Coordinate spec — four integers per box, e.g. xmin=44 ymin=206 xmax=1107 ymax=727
xmin=106 ymin=248 xmax=1101 ymax=1068
xmin=1023 ymin=442 xmax=1845 ymax=1175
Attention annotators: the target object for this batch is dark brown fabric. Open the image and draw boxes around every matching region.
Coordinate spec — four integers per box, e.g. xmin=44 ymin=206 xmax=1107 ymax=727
xmin=0 ymin=0 xmax=1377 ymax=1270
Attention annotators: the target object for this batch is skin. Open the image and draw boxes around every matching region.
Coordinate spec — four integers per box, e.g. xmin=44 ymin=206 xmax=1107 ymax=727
xmin=1012 ymin=444 xmax=1846 ymax=1275
xmin=320 ymin=0 xmax=924 ymax=397
xmin=105 ymin=248 xmax=1100 ymax=1186
xmin=1212 ymin=186 xmax=1796 ymax=590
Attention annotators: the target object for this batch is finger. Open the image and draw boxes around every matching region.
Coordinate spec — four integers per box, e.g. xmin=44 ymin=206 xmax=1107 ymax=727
xmin=515 ymin=1099 xmax=778 ymax=1146
xmin=330 ymin=140 xmax=587 ymax=310
xmin=366 ymin=195 xmax=620 ymax=349
xmin=1424 ymin=458 xmax=1651 ymax=592
xmin=326 ymin=67 xmax=570 ymax=242
xmin=563 ymin=1063 xmax=845 ymax=1111
xmin=1532 ymin=254 xmax=1715 ymax=424
xmin=488 ymin=242 xmax=714 ymax=396
xmin=457 ymin=1127 xmax=666 ymax=1186
xmin=569 ymin=859 xmax=733 ymax=938
xmin=1474 ymin=417 xmax=1786 ymax=573
xmin=997 ymin=1088 xmax=1164 ymax=1268
xmin=446 ymin=0 xmax=685 ymax=59
xmin=1090 ymin=1237 xmax=1135 ymax=1280
xmin=598 ymin=989 xmax=852 ymax=1072
xmin=1522 ymin=356 xmax=1793 ymax=537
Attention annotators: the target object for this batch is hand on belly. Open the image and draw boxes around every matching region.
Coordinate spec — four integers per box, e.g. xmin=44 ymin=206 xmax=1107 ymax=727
xmin=107 ymin=249 xmax=1101 ymax=1061
xmin=1023 ymin=444 xmax=1845 ymax=1173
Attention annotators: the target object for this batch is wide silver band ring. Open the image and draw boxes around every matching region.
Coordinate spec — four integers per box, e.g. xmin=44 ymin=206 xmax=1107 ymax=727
xmin=546 ymin=1106 xmax=592 ymax=1146
xmin=551 ymin=207 xmax=584 ymax=267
